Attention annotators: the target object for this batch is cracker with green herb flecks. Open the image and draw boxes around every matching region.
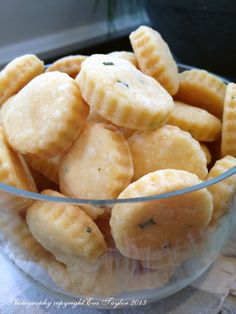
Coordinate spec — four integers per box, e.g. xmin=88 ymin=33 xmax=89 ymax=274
xmin=59 ymin=122 xmax=133 ymax=219
xmin=76 ymin=54 xmax=174 ymax=131
xmin=110 ymin=169 xmax=213 ymax=260
xmin=26 ymin=189 xmax=107 ymax=264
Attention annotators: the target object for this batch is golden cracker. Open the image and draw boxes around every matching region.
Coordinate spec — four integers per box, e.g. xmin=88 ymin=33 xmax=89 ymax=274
xmin=221 ymin=83 xmax=236 ymax=157
xmin=0 ymin=96 xmax=15 ymax=126
xmin=87 ymin=109 xmax=135 ymax=139
xmin=0 ymin=54 xmax=44 ymax=106
xmin=168 ymin=101 xmax=221 ymax=142
xmin=140 ymin=253 xmax=181 ymax=271
xmin=140 ymin=236 xmax=207 ymax=271
xmin=128 ymin=125 xmax=208 ymax=180
xmin=46 ymin=55 xmax=87 ymax=78
xmin=129 ymin=25 xmax=179 ymax=95
xmin=26 ymin=189 xmax=107 ymax=263
xmin=59 ymin=122 xmax=133 ymax=219
xmin=66 ymin=251 xmax=136 ymax=296
xmin=127 ymin=267 xmax=172 ymax=291
xmin=174 ymin=69 xmax=226 ymax=118
xmin=3 ymin=72 xmax=89 ymax=158
xmin=200 ymin=143 xmax=212 ymax=165
xmin=207 ymin=155 xmax=236 ymax=224
xmin=0 ymin=212 xmax=52 ymax=264
xmin=110 ymin=169 xmax=213 ymax=260
xmin=77 ymin=54 xmax=174 ymax=131
xmin=0 ymin=127 xmax=37 ymax=213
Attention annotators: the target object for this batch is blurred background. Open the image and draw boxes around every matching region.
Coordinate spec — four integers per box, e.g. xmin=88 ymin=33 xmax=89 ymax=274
xmin=0 ymin=0 xmax=235 ymax=78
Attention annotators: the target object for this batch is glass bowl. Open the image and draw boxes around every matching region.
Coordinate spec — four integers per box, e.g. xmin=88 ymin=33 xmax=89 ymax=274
xmin=0 ymin=64 xmax=235 ymax=309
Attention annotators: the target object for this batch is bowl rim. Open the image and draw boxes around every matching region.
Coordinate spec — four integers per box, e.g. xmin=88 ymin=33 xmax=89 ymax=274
xmin=0 ymin=63 xmax=235 ymax=206
xmin=0 ymin=166 xmax=236 ymax=205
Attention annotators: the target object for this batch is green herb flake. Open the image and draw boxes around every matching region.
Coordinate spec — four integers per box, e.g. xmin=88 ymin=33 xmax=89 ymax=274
xmin=138 ymin=218 xmax=156 ymax=229
xmin=232 ymin=96 xmax=235 ymax=100
xmin=98 ymin=168 xmax=101 ymax=171
xmin=103 ymin=62 xmax=114 ymax=66
xmin=117 ymin=80 xmax=129 ymax=88
xmin=86 ymin=227 xmax=92 ymax=233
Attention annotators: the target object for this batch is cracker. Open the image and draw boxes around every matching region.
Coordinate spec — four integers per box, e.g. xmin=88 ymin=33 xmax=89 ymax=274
xmin=1 ymin=213 xmax=78 ymax=294
xmin=0 ymin=127 xmax=37 ymax=213
xmin=46 ymin=249 xmax=137 ymax=296
xmin=108 ymin=51 xmax=138 ymax=67
xmin=0 ymin=212 xmax=52 ymax=264
xmin=140 ymin=253 xmax=181 ymax=271
xmin=129 ymin=25 xmax=179 ymax=95
xmin=140 ymin=236 xmax=206 ymax=271
xmin=66 ymin=251 xmax=136 ymax=296
xmin=221 ymin=83 xmax=236 ymax=157
xmin=200 ymin=143 xmax=212 ymax=165
xmin=128 ymin=125 xmax=208 ymax=180
xmin=174 ymin=69 xmax=226 ymax=118
xmin=110 ymin=169 xmax=213 ymax=260
xmin=0 ymin=54 xmax=44 ymax=106
xmin=48 ymin=250 xmax=170 ymax=295
xmin=1 ymin=211 xmax=93 ymax=296
xmin=207 ymin=156 xmax=236 ymax=224
xmin=45 ymin=259 xmax=77 ymax=293
xmin=3 ymin=72 xmax=89 ymax=158
xmin=59 ymin=122 xmax=133 ymax=219
xmin=25 ymin=155 xmax=59 ymax=184
xmin=77 ymin=54 xmax=174 ymax=131
xmin=87 ymin=109 xmax=135 ymax=139
xmin=0 ymin=210 xmax=164 ymax=296
xmin=87 ymin=109 xmax=111 ymax=124
xmin=46 ymin=55 xmax=87 ymax=78
xmin=26 ymin=189 xmax=107 ymax=263
xmin=168 ymin=101 xmax=221 ymax=142
xmin=0 ymin=96 xmax=15 ymax=126
xmin=127 ymin=267 xmax=172 ymax=291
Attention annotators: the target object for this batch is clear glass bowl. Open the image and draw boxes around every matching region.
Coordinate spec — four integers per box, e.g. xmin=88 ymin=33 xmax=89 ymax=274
xmin=0 ymin=64 xmax=235 ymax=308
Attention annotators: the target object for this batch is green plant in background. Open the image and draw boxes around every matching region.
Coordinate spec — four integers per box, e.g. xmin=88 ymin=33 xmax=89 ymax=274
xmin=94 ymin=0 xmax=144 ymax=32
